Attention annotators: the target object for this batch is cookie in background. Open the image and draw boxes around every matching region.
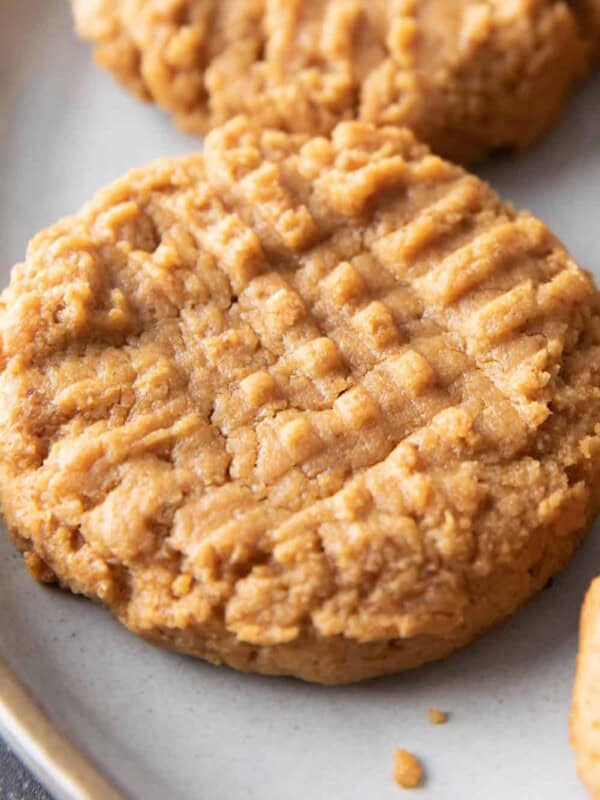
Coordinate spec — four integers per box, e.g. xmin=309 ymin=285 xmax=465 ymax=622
xmin=70 ymin=0 xmax=590 ymax=164
xmin=572 ymin=578 xmax=600 ymax=799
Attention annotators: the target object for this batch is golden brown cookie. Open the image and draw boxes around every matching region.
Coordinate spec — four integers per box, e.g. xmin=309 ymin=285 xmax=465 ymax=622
xmin=70 ymin=0 xmax=588 ymax=164
xmin=3 ymin=118 xmax=600 ymax=684
xmin=572 ymin=578 xmax=600 ymax=798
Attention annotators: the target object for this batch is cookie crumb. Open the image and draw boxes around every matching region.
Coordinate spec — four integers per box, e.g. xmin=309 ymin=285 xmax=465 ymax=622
xmin=427 ymin=708 xmax=447 ymax=725
xmin=393 ymin=749 xmax=423 ymax=789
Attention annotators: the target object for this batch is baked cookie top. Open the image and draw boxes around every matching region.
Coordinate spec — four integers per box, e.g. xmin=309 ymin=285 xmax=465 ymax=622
xmin=70 ymin=0 xmax=587 ymax=163
xmin=573 ymin=578 xmax=600 ymax=799
xmin=2 ymin=119 xmax=600 ymax=678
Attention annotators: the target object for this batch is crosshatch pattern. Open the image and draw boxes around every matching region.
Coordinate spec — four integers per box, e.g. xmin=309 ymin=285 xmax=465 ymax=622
xmin=1 ymin=118 xmax=600 ymax=683
xmin=70 ymin=0 xmax=588 ymax=163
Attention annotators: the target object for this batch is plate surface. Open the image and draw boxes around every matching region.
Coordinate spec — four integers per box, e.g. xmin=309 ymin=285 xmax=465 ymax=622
xmin=1 ymin=2 xmax=600 ymax=798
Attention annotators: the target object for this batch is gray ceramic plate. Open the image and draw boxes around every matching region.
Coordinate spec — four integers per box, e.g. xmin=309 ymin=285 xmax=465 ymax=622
xmin=1 ymin=1 xmax=600 ymax=798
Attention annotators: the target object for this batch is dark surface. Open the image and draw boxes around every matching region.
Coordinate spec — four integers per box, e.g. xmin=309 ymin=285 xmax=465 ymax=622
xmin=0 ymin=738 xmax=52 ymax=800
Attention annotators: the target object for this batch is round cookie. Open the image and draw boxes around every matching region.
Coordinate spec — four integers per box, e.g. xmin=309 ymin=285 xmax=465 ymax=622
xmin=70 ymin=0 xmax=588 ymax=164
xmin=572 ymin=578 xmax=600 ymax=798
xmin=3 ymin=118 xmax=600 ymax=684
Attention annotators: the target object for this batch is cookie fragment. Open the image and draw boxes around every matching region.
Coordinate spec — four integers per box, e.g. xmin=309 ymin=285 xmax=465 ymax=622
xmin=2 ymin=118 xmax=600 ymax=684
xmin=393 ymin=749 xmax=423 ymax=789
xmin=70 ymin=0 xmax=589 ymax=163
xmin=427 ymin=708 xmax=447 ymax=725
xmin=572 ymin=578 xmax=600 ymax=799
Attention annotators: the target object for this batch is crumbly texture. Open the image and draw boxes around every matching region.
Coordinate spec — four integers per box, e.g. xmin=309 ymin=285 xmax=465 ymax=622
xmin=427 ymin=708 xmax=447 ymax=725
xmin=23 ymin=551 xmax=57 ymax=584
xmin=70 ymin=0 xmax=588 ymax=164
xmin=3 ymin=119 xmax=600 ymax=684
xmin=572 ymin=578 xmax=600 ymax=799
xmin=393 ymin=749 xmax=423 ymax=789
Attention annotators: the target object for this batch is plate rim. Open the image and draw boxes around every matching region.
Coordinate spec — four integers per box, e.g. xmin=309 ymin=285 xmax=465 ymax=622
xmin=0 ymin=655 xmax=127 ymax=800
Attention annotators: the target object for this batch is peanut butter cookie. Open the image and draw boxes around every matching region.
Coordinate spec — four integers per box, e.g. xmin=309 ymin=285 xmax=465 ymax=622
xmin=2 ymin=119 xmax=600 ymax=683
xmin=70 ymin=0 xmax=588 ymax=163
xmin=572 ymin=578 xmax=600 ymax=799
xmin=573 ymin=0 xmax=600 ymax=57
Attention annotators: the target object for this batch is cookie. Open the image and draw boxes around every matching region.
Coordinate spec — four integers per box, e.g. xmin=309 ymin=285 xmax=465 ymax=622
xmin=70 ymin=0 xmax=588 ymax=164
xmin=573 ymin=0 xmax=600 ymax=57
xmin=572 ymin=578 xmax=600 ymax=798
xmin=2 ymin=118 xmax=600 ymax=684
